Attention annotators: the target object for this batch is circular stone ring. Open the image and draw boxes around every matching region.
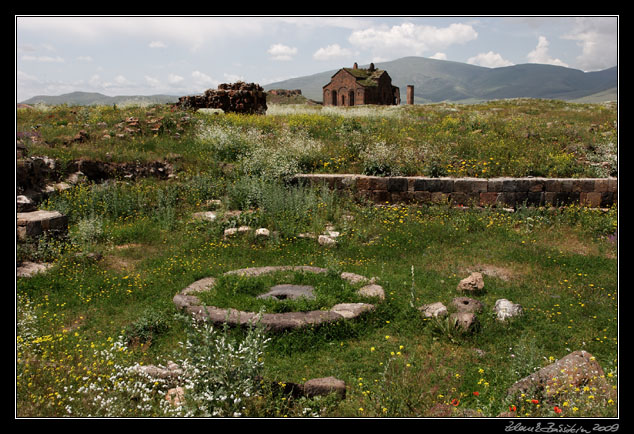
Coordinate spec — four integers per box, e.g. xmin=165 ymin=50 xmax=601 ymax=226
xmin=173 ymin=265 xmax=385 ymax=332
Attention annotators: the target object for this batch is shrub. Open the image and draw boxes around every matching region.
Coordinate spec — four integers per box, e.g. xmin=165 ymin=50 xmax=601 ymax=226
xmin=176 ymin=315 xmax=270 ymax=417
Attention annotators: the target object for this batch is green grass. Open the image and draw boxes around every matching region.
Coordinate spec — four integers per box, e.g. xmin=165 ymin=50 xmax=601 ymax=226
xmin=16 ymin=100 xmax=618 ymax=418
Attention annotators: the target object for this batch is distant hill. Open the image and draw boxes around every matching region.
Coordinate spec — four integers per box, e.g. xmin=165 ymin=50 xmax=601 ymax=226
xmin=263 ymin=56 xmax=617 ymax=104
xmin=19 ymin=91 xmax=180 ymax=106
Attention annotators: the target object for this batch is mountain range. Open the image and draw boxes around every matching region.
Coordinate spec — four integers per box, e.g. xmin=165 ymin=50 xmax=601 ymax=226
xmin=19 ymin=91 xmax=179 ymax=107
xmin=263 ymin=56 xmax=617 ymax=104
xmin=19 ymin=56 xmax=617 ymax=107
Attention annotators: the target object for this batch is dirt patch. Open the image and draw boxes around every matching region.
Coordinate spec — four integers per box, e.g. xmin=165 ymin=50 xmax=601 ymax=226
xmin=464 ymin=264 xmax=516 ymax=281
xmin=103 ymin=243 xmax=158 ymax=272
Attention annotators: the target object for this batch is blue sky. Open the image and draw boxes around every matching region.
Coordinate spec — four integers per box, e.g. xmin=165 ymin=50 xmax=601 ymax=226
xmin=15 ymin=15 xmax=618 ymax=101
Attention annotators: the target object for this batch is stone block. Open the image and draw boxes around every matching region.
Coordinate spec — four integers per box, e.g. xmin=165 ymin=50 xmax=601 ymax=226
xmin=413 ymin=178 xmax=454 ymax=192
xmin=17 ymin=210 xmax=68 ymax=240
xmin=607 ymin=178 xmax=618 ymax=192
xmin=593 ymin=179 xmax=609 ymax=192
xmin=544 ymin=179 xmax=562 ymax=192
xmin=431 ymin=192 xmax=450 ymax=204
xmin=369 ymin=177 xmax=388 ymax=191
xmin=573 ymin=179 xmax=595 ymax=193
xmin=487 ymin=178 xmax=504 ymax=192
xmin=387 ymin=177 xmax=408 ymax=192
xmin=580 ymin=192 xmax=602 ymax=208
xmin=413 ymin=191 xmax=431 ymax=203
xmin=528 ymin=178 xmax=546 ymax=192
xmin=526 ymin=192 xmax=544 ymax=206
xmin=479 ymin=192 xmax=500 ymax=206
xmin=371 ymin=190 xmax=391 ymax=203
xmin=355 ymin=176 xmax=371 ymax=191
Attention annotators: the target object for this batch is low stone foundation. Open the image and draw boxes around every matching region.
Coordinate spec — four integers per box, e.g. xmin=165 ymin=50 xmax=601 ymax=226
xmin=293 ymin=174 xmax=618 ymax=208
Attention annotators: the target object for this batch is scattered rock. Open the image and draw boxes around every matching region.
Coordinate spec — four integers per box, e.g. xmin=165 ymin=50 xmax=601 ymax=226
xmin=318 ymin=234 xmax=337 ymax=246
xmin=340 ymin=272 xmax=372 ymax=285
xmin=494 ymin=299 xmax=523 ymax=321
xmin=450 ymin=312 xmax=479 ymax=332
xmin=165 ymin=387 xmax=185 ymax=407
xmin=135 ymin=361 xmax=183 ymax=386
xmin=17 ymin=261 xmax=53 ymax=278
xmin=330 ymin=303 xmax=375 ymax=319
xmin=223 ymin=227 xmax=238 ymax=238
xmin=357 ymin=284 xmax=385 ymax=300
xmin=302 ymin=376 xmax=346 ymax=400
xmin=451 ymin=297 xmax=484 ymax=313
xmin=457 ymin=272 xmax=484 ymax=293
xmin=16 ymin=195 xmax=37 ymax=212
xmin=255 ymin=228 xmax=270 ymax=238
xmin=192 ymin=211 xmax=217 ymax=222
xmin=418 ymin=302 xmax=448 ymax=318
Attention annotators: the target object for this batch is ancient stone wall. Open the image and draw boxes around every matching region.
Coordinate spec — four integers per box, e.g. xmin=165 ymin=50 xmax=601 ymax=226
xmin=294 ymin=174 xmax=618 ymax=208
xmin=178 ymin=81 xmax=267 ymax=114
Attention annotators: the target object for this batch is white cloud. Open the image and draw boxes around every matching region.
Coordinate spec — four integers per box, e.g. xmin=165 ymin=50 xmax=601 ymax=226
xmin=168 ymin=73 xmax=184 ymax=85
xmin=21 ymin=55 xmax=64 ymax=63
xmin=191 ymin=70 xmax=218 ymax=89
xmin=467 ymin=51 xmax=514 ymax=68
xmin=429 ymin=52 xmax=447 ymax=60
xmin=223 ymin=73 xmax=244 ymax=83
xmin=144 ymin=75 xmax=161 ymax=88
xmin=115 ymin=75 xmax=133 ymax=85
xmin=76 ymin=56 xmax=93 ymax=62
xmin=526 ymin=36 xmax=568 ymax=67
xmin=562 ymin=17 xmax=617 ymax=71
xmin=313 ymin=44 xmax=353 ymax=61
xmin=267 ymin=43 xmax=297 ymax=61
xmin=149 ymin=40 xmax=167 ymax=48
xmin=348 ymin=22 xmax=478 ymax=58
xmin=17 ymin=16 xmax=269 ymax=53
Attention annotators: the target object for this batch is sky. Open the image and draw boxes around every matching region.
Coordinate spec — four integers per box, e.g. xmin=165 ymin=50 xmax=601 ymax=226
xmin=15 ymin=15 xmax=619 ymax=102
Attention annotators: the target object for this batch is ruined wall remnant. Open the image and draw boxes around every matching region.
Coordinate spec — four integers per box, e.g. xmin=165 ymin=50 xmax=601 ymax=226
xmin=407 ymin=85 xmax=414 ymax=105
xmin=178 ymin=81 xmax=267 ymax=114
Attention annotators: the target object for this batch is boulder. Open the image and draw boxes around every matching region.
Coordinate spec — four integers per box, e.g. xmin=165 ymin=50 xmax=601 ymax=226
xmin=457 ymin=272 xmax=484 ymax=293
xmin=418 ymin=302 xmax=448 ymax=318
xmin=451 ymin=297 xmax=484 ymax=313
xmin=302 ymin=376 xmax=346 ymax=400
xmin=357 ymin=284 xmax=385 ymax=300
xmin=165 ymin=387 xmax=186 ymax=407
xmin=192 ymin=211 xmax=217 ymax=222
xmin=330 ymin=303 xmax=374 ymax=319
xmin=494 ymin=299 xmax=523 ymax=321
xmin=318 ymin=234 xmax=337 ymax=246
xmin=255 ymin=228 xmax=270 ymax=238
xmin=450 ymin=312 xmax=479 ymax=332
xmin=507 ymin=350 xmax=616 ymax=403
xmin=17 ymin=261 xmax=53 ymax=278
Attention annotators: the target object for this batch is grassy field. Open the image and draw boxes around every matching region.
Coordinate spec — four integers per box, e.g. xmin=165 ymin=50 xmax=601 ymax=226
xmin=16 ymin=100 xmax=618 ymax=419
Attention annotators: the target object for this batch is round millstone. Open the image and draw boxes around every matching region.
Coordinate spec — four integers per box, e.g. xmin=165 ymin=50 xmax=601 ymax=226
xmin=257 ymin=284 xmax=316 ymax=301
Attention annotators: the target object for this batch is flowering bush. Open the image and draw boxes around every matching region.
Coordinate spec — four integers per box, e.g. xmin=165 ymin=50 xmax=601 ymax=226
xmin=176 ymin=315 xmax=271 ymax=417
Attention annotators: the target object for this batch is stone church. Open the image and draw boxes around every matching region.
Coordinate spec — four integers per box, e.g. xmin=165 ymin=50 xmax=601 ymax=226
xmin=322 ymin=62 xmax=400 ymax=106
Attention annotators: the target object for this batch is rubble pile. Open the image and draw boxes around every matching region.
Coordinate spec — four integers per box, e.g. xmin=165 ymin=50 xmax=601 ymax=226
xmin=178 ymin=81 xmax=267 ymax=114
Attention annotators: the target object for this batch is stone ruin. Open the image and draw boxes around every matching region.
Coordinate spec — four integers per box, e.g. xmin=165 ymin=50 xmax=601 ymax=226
xmin=173 ymin=265 xmax=384 ymax=332
xmin=178 ymin=81 xmax=267 ymax=114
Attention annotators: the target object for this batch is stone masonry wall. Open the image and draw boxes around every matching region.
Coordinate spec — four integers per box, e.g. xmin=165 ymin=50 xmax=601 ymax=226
xmin=178 ymin=81 xmax=267 ymax=114
xmin=294 ymin=174 xmax=617 ymax=208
